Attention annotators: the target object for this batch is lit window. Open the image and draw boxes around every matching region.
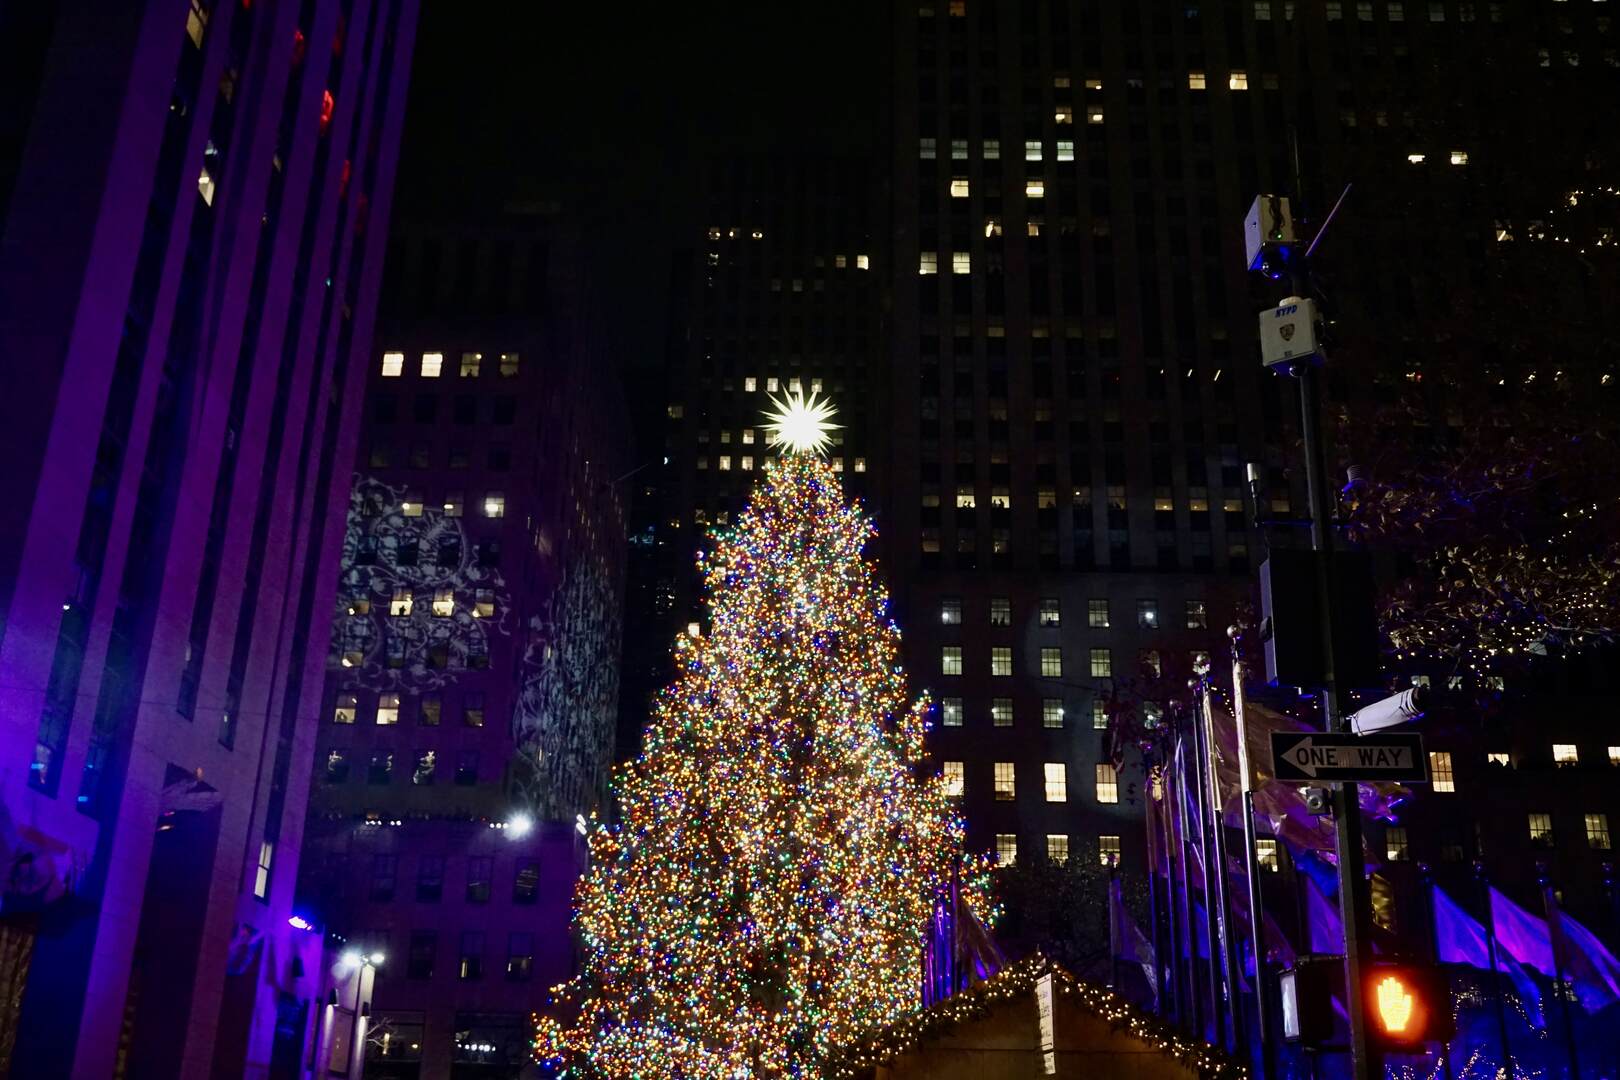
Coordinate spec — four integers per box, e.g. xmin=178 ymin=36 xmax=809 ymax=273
xmin=334 ymin=693 xmax=358 ymax=724
xmin=1086 ymin=106 xmax=1105 ymax=124
xmin=1090 ymin=648 xmax=1112 ymax=678
xmin=920 ymin=137 xmax=937 ymax=159
xmin=1055 ymin=105 xmax=1074 ymax=124
xmin=1587 ymin=813 xmax=1612 ymax=850
xmin=995 ymin=833 xmax=1018 ymax=866
xmin=1389 ymin=1 xmax=1405 ymax=19
xmin=1610 ymin=746 xmax=1620 ymax=766
xmin=941 ymin=596 xmax=962 ymax=624
xmin=950 ymin=177 xmax=970 ymax=198
xmin=942 ymin=646 xmax=963 ymax=675
xmin=718 ymin=455 xmax=731 ymax=471
xmin=952 ymin=252 xmax=971 ymax=274
xmin=991 ymin=647 xmax=1012 ymax=677
xmin=686 ymin=621 xmax=701 ymax=638
xmin=942 ymin=761 xmax=965 ymax=798
xmin=1189 ymin=71 xmax=1207 ymax=90
xmin=1429 ymin=751 xmax=1455 ymax=792
xmin=920 ymin=251 xmax=939 ymax=275
xmin=473 ymin=589 xmax=494 ymax=618
xmin=1039 ymin=598 xmax=1061 ymax=627
xmin=1554 ymin=743 xmax=1579 ymax=767
xmin=1137 ymin=599 xmax=1159 ymax=628
xmin=382 ymin=351 xmax=405 ymax=377
xmin=401 ymin=489 xmax=424 ymax=517
xmin=951 ymin=138 xmax=968 ymax=159
xmin=1528 ymin=813 xmax=1554 ymax=847
xmin=1088 ymin=598 xmax=1110 ymax=627
xmin=421 ymin=352 xmax=444 ymax=377
xmin=990 ymin=598 xmax=1010 ymax=626
xmin=992 ymin=698 xmax=1013 ymax=727
xmin=1047 ymin=834 xmax=1070 ymax=862
xmin=1229 ymin=71 xmax=1249 ymax=90
xmin=198 ymin=167 xmax=216 ymax=205
xmin=1044 ymin=763 xmax=1068 ymax=802
xmin=1408 ymin=153 xmax=1427 ymax=164
xmin=856 ymin=254 xmax=870 ymax=270
xmin=1186 ymin=600 xmax=1208 ymax=628
xmin=1098 ymin=835 xmax=1121 ymax=868
xmin=1092 ymin=700 xmax=1109 ymax=730
xmin=389 ymin=588 xmax=413 ymax=617
xmin=742 ymin=428 xmax=756 ymax=444
xmin=1056 ymin=139 xmax=1075 ymax=162
xmin=1095 ymin=763 xmax=1119 ymax=803
xmin=994 ymin=763 xmax=1016 ymax=801
xmin=1450 ymin=150 xmax=1469 ymax=166
xmin=254 ymin=840 xmax=274 ymax=900
xmin=1255 ymin=0 xmax=1273 ymax=17
xmin=741 ymin=456 xmax=754 ymax=471
xmin=853 ymin=457 xmax=866 ymax=473
xmin=440 ymin=491 xmax=463 ymax=517
xmin=484 ymin=492 xmax=505 ymax=518
xmin=1487 ymin=751 xmax=1510 ymax=767
xmin=1043 ymin=699 xmax=1064 ymax=728
xmin=1025 ymin=140 xmax=1043 ymax=162
xmin=1327 ymin=0 xmax=1343 ymax=17
xmin=983 ymin=138 xmax=1000 ymax=159
xmin=941 ymin=697 xmax=964 ymax=726
xmin=460 ymin=352 xmax=481 ymax=376
xmin=1257 ymin=838 xmax=1280 ymax=872
xmin=744 ymin=376 xmax=757 ymax=392
xmin=956 ymin=487 xmax=976 ymax=509
xmin=464 ymin=693 xmax=485 ymax=728
xmin=668 ymin=403 xmax=684 ymax=418
xmin=1085 ymin=77 xmax=1103 ymax=90
xmin=186 ymin=0 xmax=209 ymax=47
xmin=1040 ymin=648 xmax=1063 ymax=677
xmin=499 ymin=352 xmax=520 ymax=376
xmin=1385 ymin=826 xmax=1410 ymax=861
xmin=431 ymin=588 xmax=453 ymax=618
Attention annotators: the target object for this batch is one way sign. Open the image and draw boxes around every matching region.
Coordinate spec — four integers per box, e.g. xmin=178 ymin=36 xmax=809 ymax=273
xmin=1270 ymin=732 xmax=1430 ymax=784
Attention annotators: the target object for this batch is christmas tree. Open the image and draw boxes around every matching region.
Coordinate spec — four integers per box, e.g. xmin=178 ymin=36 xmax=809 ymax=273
xmin=537 ymin=395 xmax=985 ymax=1077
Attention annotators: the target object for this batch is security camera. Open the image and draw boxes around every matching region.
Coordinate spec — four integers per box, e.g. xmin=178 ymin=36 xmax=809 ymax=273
xmin=1303 ymin=787 xmax=1332 ymax=816
xmin=1346 ymin=686 xmax=1429 ymax=736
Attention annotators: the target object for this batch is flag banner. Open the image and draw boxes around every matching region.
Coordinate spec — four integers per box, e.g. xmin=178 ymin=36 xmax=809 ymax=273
xmin=1544 ymin=889 xmax=1620 ymax=1013
xmin=1110 ymin=876 xmax=1159 ymax=996
xmin=1489 ymin=887 xmax=1556 ymax=979
xmin=1432 ymin=884 xmax=1544 ymax=1029
xmin=1304 ymin=874 xmax=1344 ymax=956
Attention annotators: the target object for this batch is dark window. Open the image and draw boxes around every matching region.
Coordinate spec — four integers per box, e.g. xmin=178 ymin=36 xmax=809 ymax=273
xmin=453 ymin=395 xmax=476 ymax=424
xmin=324 ymin=748 xmax=350 ymax=782
xmin=412 ymin=394 xmax=437 ymax=423
xmin=370 ymin=855 xmax=397 ymax=902
xmin=416 ymin=855 xmax=444 ymax=902
xmin=407 ymin=930 xmax=436 ymax=979
xmin=455 ymin=751 xmax=478 ymax=785
xmin=506 ymin=933 xmax=534 ymax=982
xmin=367 ymin=750 xmax=392 ymax=785
xmin=513 ymin=859 xmax=539 ymax=904
xmin=487 ymin=444 xmax=511 ymax=471
xmin=466 ymin=856 xmax=492 ymax=903
xmin=459 ymin=932 xmax=484 ymax=980
xmin=492 ymin=396 xmax=516 ymax=424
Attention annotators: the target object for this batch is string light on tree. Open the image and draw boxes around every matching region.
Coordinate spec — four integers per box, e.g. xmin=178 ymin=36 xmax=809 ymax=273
xmin=534 ymin=411 xmax=991 ymax=1077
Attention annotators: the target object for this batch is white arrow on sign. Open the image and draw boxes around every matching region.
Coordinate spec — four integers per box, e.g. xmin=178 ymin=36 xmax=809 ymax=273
xmin=1288 ymin=736 xmax=1322 ymax=778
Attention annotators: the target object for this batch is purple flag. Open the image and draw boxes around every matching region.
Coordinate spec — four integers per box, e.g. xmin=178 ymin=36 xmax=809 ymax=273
xmin=1304 ymin=874 xmax=1344 ymax=955
xmin=1110 ymin=876 xmax=1159 ymax=996
xmin=1545 ymin=889 xmax=1620 ymax=1013
xmin=1432 ymin=885 xmax=1543 ymax=1028
xmin=1489 ymin=887 xmax=1556 ymax=978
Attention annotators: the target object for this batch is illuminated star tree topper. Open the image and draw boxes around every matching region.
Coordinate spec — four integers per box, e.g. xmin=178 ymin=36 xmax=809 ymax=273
xmin=763 ymin=388 xmax=840 ymax=456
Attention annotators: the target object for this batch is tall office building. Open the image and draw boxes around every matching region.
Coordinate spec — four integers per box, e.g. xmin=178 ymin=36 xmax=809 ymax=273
xmin=891 ymin=0 xmax=1620 ymax=918
xmin=0 ymin=1 xmax=418 ymax=1075
xmin=295 ymin=210 xmax=628 ymax=1078
xmin=640 ymin=157 xmax=885 ymax=699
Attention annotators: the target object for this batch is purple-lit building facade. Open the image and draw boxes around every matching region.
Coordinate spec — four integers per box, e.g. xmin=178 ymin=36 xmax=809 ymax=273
xmin=295 ymin=211 xmax=628 ymax=1078
xmin=0 ymin=0 xmax=417 ymax=1075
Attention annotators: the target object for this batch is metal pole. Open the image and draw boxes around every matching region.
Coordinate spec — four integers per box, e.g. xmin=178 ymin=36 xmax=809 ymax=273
xmin=1538 ymin=868 xmax=1581 ymax=1080
xmin=1174 ymin=724 xmax=1208 ymax=1042
xmin=1420 ymin=866 xmax=1455 ymax=1080
xmin=1110 ymin=856 xmax=1122 ymax=991
xmin=1476 ymin=863 xmax=1515 ymax=1077
xmin=1231 ymin=638 xmax=1273 ymax=1080
xmin=1146 ymin=773 xmax=1166 ymax=1016
xmin=1198 ymin=685 xmax=1247 ymax=1055
xmin=1189 ymin=692 xmax=1229 ymax=1050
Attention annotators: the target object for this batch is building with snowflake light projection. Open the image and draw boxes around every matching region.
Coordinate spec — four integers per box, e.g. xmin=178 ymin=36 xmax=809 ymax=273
xmin=295 ymin=207 xmax=628 ymax=1078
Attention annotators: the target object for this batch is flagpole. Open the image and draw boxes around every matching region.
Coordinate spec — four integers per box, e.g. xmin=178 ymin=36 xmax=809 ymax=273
xmin=1145 ymin=767 xmax=1166 ymax=1017
xmin=1159 ymin=768 xmax=1183 ymax=1027
xmin=1419 ymin=864 xmax=1454 ymax=1080
xmin=1229 ymin=629 xmax=1273 ymax=1080
xmin=1190 ymin=682 xmax=1234 ymax=1052
xmin=1475 ymin=861 xmax=1516 ymax=1077
xmin=1110 ymin=855 xmax=1123 ymax=991
xmin=1174 ymin=720 xmax=1208 ymax=1042
xmin=1538 ymin=864 xmax=1581 ymax=1080
xmin=1197 ymin=676 xmax=1247 ymax=1056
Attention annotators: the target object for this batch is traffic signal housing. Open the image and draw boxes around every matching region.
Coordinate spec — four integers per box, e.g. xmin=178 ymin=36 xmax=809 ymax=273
xmin=1364 ymin=963 xmax=1454 ymax=1049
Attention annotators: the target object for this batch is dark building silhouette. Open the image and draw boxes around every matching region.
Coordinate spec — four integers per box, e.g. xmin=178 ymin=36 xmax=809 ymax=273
xmin=0 ymin=1 xmax=419 ymax=1074
xmin=296 ymin=208 xmax=628 ymax=1077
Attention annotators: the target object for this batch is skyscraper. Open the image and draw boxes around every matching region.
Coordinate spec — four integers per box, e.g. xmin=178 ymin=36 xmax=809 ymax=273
xmin=0 ymin=0 xmax=418 ymax=1074
xmin=295 ymin=209 xmax=629 ymax=1077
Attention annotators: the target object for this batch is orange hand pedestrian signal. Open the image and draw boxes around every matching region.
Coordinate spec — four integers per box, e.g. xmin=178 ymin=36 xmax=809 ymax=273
xmin=1375 ymin=975 xmax=1414 ymax=1034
